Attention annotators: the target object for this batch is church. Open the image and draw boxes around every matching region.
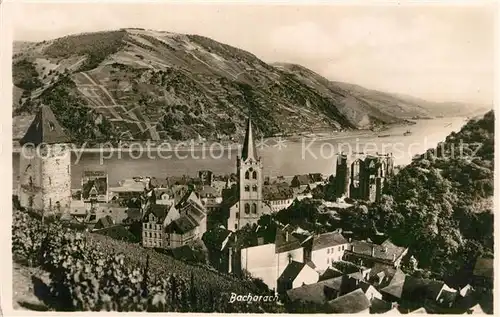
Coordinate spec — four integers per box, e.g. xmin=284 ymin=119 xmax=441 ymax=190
xmin=225 ymin=118 xmax=271 ymax=231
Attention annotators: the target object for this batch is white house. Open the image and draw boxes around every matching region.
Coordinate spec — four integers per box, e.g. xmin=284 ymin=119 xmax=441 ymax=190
xmin=240 ymin=226 xmax=310 ymax=291
xmin=304 ymin=230 xmax=350 ymax=271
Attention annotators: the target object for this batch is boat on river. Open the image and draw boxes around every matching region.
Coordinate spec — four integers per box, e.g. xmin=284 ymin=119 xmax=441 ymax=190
xmin=403 ymin=130 xmax=412 ymax=136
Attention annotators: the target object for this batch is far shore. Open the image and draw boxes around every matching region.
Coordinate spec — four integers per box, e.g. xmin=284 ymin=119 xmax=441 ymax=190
xmin=11 ymin=118 xmax=459 ymax=154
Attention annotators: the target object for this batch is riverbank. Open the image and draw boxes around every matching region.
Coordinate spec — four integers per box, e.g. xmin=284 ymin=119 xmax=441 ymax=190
xmin=11 ymin=122 xmax=418 ymax=153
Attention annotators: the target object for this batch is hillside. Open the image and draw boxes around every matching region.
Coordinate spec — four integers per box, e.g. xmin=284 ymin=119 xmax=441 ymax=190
xmin=380 ymin=110 xmax=494 ymax=278
xmin=12 ymin=28 xmax=482 ymax=142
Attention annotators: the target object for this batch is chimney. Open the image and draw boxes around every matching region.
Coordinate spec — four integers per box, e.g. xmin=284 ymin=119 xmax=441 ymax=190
xmin=393 ymin=254 xmax=396 ymax=262
xmin=285 ymin=231 xmax=289 ymax=242
xmin=384 ymin=247 xmax=388 ymax=253
xmin=371 ymin=245 xmax=375 ymax=257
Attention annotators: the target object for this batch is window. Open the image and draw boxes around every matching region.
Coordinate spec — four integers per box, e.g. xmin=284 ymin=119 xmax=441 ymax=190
xmin=49 ymin=177 xmax=51 ymax=185
xmin=235 ymin=224 xmax=238 ymax=230
xmin=236 ymin=212 xmax=239 ymax=218
xmin=244 ymin=204 xmax=250 ymax=214
xmin=327 ymin=258 xmax=330 ymax=264
xmin=67 ymin=165 xmax=70 ymax=174
xmin=48 ymin=121 xmax=55 ymax=131
xmin=327 ymin=248 xmax=330 ymax=254
xmin=245 ymin=171 xmax=250 ymax=179
xmin=245 ymin=185 xmax=250 ymax=192
xmin=252 ymin=171 xmax=257 ymax=179
xmin=338 ymin=246 xmax=341 ymax=252
xmin=251 ymin=203 xmax=257 ymax=214
xmin=252 ymin=185 xmax=258 ymax=192
xmin=352 ymin=160 xmax=361 ymax=181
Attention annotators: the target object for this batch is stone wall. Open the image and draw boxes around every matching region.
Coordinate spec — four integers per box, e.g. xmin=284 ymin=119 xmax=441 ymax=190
xmin=18 ymin=144 xmax=71 ymax=213
xmin=18 ymin=146 xmax=43 ymax=209
xmin=41 ymin=144 xmax=72 ymax=212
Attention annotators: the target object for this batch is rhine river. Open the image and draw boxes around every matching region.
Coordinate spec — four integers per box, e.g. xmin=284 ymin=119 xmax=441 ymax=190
xmin=12 ymin=117 xmax=468 ymax=189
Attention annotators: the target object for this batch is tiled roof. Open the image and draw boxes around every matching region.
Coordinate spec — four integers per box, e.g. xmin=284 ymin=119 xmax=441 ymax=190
xmin=319 ymin=267 xmax=343 ymax=281
xmin=143 ymin=204 xmax=169 ymax=222
xmin=275 ymin=226 xmax=305 ymax=254
xmin=278 ymin=261 xmax=307 ymax=283
xmin=263 ymin=184 xmax=294 ymax=201
xmin=309 ymin=173 xmax=323 ymax=182
xmin=286 ymin=275 xmax=353 ymax=304
xmin=370 ymin=298 xmax=394 ymax=314
xmin=312 ymin=231 xmax=348 ymax=251
xmin=369 ymin=264 xmax=405 ymax=287
xmin=19 ymin=105 xmax=70 ymax=145
xmin=167 ymin=215 xmax=198 ymax=235
xmin=292 ymin=174 xmax=312 ymax=186
xmin=82 ymin=178 xmax=107 ymax=198
xmin=327 ymin=288 xmax=371 ymax=313
xmin=197 ymin=185 xmax=220 ymax=198
xmin=125 ymin=208 xmax=142 ymax=222
xmin=202 ymin=227 xmax=232 ymax=251
xmin=380 ymin=275 xmax=449 ymax=302
xmin=348 ymin=239 xmax=407 ymax=262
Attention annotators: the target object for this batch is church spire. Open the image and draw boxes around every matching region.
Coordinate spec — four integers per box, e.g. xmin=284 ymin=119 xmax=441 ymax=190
xmin=241 ymin=117 xmax=257 ymax=161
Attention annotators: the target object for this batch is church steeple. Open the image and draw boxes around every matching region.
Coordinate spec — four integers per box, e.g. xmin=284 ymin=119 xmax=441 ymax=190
xmin=241 ymin=118 xmax=257 ymax=161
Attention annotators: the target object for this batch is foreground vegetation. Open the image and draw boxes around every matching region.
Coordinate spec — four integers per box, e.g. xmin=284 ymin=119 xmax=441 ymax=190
xmin=12 ymin=209 xmax=281 ymax=312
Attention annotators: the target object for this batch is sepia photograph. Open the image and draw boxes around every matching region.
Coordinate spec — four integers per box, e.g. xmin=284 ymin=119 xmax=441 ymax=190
xmin=3 ymin=0 xmax=496 ymax=314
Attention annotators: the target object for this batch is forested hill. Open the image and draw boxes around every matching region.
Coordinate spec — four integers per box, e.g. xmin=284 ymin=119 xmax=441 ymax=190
xmin=376 ymin=110 xmax=494 ymax=279
xmin=12 ymin=29 xmax=484 ymax=143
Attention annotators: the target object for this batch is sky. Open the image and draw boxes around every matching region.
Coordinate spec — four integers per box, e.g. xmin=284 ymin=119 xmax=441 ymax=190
xmin=8 ymin=1 xmax=497 ymax=105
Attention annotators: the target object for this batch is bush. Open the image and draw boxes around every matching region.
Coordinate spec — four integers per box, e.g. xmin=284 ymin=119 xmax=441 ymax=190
xmin=12 ymin=209 xmax=281 ymax=312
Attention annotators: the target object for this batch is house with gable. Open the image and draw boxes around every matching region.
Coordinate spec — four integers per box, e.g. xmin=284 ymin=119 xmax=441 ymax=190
xmin=302 ymin=230 xmax=350 ymax=271
xmin=160 ymin=189 xmax=208 ymax=249
xmin=277 ymin=260 xmax=319 ymax=294
xmin=263 ymin=183 xmax=295 ymax=212
xmin=238 ymin=225 xmax=311 ymax=292
xmin=380 ymin=275 xmax=458 ymax=312
xmin=326 ymin=288 xmax=372 ymax=314
xmin=142 ymin=204 xmax=179 ymax=248
xmin=344 ymin=239 xmax=408 ymax=269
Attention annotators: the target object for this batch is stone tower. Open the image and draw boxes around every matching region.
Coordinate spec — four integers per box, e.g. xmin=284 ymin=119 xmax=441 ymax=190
xmin=18 ymin=105 xmax=72 ymax=213
xmin=236 ymin=118 xmax=263 ymax=227
xmin=334 ymin=153 xmax=350 ymax=198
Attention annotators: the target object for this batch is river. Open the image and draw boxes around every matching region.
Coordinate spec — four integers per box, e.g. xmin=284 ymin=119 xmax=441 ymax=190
xmin=12 ymin=117 xmax=467 ymax=189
